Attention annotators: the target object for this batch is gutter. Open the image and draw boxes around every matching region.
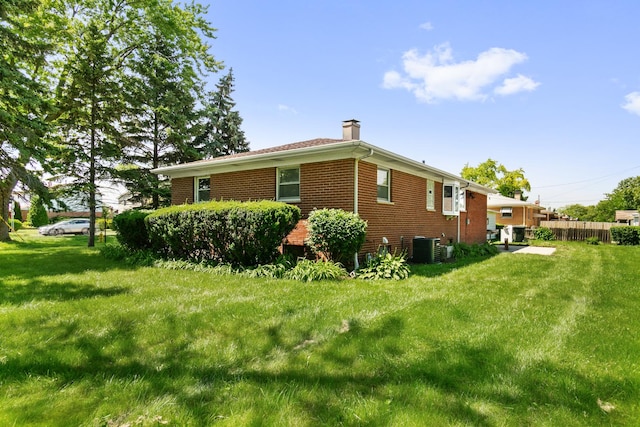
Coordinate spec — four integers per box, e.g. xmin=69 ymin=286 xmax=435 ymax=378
xmin=353 ymin=145 xmax=373 ymax=269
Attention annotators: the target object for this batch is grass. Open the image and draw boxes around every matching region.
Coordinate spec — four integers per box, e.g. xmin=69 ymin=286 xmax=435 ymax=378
xmin=1 ymin=230 xmax=639 ymax=426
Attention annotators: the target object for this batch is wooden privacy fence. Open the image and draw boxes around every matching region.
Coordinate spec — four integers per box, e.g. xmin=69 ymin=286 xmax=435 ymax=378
xmin=539 ymin=220 xmax=619 ymax=242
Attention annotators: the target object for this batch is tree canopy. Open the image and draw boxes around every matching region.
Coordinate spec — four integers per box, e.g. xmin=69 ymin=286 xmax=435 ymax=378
xmin=559 ymin=176 xmax=640 ymax=222
xmin=460 ymin=159 xmax=531 ymax=199
xmin=1 ymin=0 xmax=226 ymax=243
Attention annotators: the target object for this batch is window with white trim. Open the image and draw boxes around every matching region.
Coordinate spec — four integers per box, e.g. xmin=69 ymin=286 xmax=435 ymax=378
xmin=194 ymin=176 xmax=210 ymax=202
xmin=277 ymin=167 xmax=300 ymax=201
xmin=459 ymin=189 xmax=467 ymax=212
xmin=501 ymin=207 xmax=513 ymax=218
xmin=442 ymin=181 xmax=460 ymax=216
xmin=377 ymin=168 xmax=390 ymax=202
xmin=426 ymin=179 xmax=435 ymax=210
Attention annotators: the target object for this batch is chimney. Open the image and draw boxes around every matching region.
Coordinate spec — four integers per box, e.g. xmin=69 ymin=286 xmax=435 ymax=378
xmin=342 ymin=119 xmax=360 ymax=140
xmin=514 ymin=190 xmax=522 ymax=200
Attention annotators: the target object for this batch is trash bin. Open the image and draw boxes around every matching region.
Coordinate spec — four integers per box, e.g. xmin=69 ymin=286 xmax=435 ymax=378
xmin=413 ymin=237 xmax=440 ymax=264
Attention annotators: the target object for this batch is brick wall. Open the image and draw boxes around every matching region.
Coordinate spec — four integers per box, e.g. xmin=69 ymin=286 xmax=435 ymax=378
xmin=298 ymin=159 xmax=354 ymax=215
xmin=171 ymin=177 xmax=194 ymax=205
xmin=213 ymin=168 xmax=276 ymax=201
xmin=169 ymin=158 xmax=489 ymax=258
xmin=356 ymin=161 xmax=486 ymax=256
xmin=496 ymin=206 xmax=540 ymax=227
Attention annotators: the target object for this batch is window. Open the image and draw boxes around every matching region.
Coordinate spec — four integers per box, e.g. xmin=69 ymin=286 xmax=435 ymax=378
xmin=459 ymin=189 xmax=466 ymax=212
xmin=426 ymin=179 xmax=435 ymax=210
xmin=501 ymin=207 xmax=513 ymax=218
xmin=195 ymin=176 xmax=210 ymax=202
xmin=277 ymin=167 xmax=300 ymax=201
xmin=377 ymin=168 xmax=390 ymax=202
xmin=442 ymin=181 xmax=460 ymax=216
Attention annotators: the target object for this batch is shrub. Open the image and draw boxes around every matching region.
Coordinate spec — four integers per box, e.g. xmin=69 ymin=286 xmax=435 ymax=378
xmin=13 ymin=201 xmax=23 ymax=222
xmin=146 ymin=201 xmax=300 ymax=266
xmin=453 ymin=242 xmax=499 ymax=259
xmin=10 ymin=219 xmax=23 ymax=232
xmin=284 ymin=259 xmax=348 ymax=282
xmin=586 ymin=236 xmax=600 ymax=245
xmin=112 ymin=210 xmax=153 ymax=250
xmin=306 ymin=208 xmax=367 ymax=267
xmin=533 ymin=227 xmax=555 ymax=241
xmin=357 ymin=251 xmax=410 ymax=280
xmin=99 ymin=242 xmax=157 ymax=266
xmin=27 ymin=195 xmax=49 ymax=227
xmin=98 ymin=218 xmax=113 ymax=231
xmin=611 ymin=226 xmax=640 ymax=245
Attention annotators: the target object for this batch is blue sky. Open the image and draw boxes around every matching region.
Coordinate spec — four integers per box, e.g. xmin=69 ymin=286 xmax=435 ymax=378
xmin=203 ymin=1 xmax=640 ymax=210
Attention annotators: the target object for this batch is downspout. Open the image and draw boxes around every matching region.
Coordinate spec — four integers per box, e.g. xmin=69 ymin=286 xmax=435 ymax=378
xmin=354 ymin=148 xmax=374 ymax=268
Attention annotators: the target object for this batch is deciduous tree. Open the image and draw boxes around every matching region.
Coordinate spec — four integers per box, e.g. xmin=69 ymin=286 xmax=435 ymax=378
xmin=461 ymin=159 xmax=531 ymax=199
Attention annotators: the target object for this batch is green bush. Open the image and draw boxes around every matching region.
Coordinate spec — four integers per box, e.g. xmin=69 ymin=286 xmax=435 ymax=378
xmin=146 ymin=201 xmax=300 ymax=266
xmin=586 ymin=236 xmax=600 ymax=245
xmin=284 ymin=259 xmax=348 ymax=282
xmin=98 ymin=218 xmax=113 ymax=231
xmin=611 ymin=226 xmax=640 ymax=245
xmin=112 ymin=210 xmax=153 ymax=250
xmin=27 ymin=195 xmax=49 ymax=227
xmin=306 ymin=208 xmax=367 ymax=267
xmin=13 ymin=201 xmax=23 ymax=222
xmin=10 ymin=219 xmax=23 ymax=231
xmin=453 ymin=242 xmax=499 ymax=259
xmin=533 ymin=226 xmax=555 ymax=241
xmin=357 ymin=251 xmax=410 ymax=280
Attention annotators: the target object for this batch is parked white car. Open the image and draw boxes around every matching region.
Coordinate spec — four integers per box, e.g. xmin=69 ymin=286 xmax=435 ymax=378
xmin=38 ymin=219 xmax=91 ymax=236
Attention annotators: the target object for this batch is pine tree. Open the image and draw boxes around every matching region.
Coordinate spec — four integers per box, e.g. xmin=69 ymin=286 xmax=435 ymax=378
xmin=195 ymin=69 xmax=249 ymax=159
xmin=0 ymin=0 xmax=54 ymax=240
xmin=27 ymin=195 xmax=48 ymax=227
xmin=118 ymin=34 xmax=208 ymax=209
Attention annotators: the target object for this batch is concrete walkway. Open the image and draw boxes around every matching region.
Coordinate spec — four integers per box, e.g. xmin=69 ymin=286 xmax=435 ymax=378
xmin=510 ymin=246 xmax=556 ymax=255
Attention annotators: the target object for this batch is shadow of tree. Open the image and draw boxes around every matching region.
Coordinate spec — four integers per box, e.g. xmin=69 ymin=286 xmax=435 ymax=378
xmin=410 ymin=254 xmax=498 ymax=278
xmin=0 ymin=308 xmax=633 ymax=426
xmin=0 ymin=279 xmax=129 ymax=305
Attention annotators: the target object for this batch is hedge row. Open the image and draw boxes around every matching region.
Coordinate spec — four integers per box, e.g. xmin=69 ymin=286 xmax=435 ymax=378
xmin=145 ymin=201 xmax=301 ymax=266
xmin=112 ymin=210 xmax=153 ymax=250
xmin=611 ymin=226 xmax=640 ymax=245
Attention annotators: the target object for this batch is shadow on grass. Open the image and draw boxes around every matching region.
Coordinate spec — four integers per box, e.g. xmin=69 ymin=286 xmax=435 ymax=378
xmin=410 ymin=254 xmax=498 ymax=278
xmin=1 ymin=310 xmax=633 ymax=426
xmin=0 ymin=279 xmax=129 ymax=305
xmin=0 ymin=236 xmax=136 ymax=282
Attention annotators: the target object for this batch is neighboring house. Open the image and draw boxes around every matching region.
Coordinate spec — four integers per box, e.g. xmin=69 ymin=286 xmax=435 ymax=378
xmin=116 ymin=191 xmax=143 ymax=213
xmin=153 ymin=120 xmax=495 ymax=259
xmin=487 ymin=193 xmax=544 ymax=228
xmin=615 ymin=210 xmax=639 ymax=226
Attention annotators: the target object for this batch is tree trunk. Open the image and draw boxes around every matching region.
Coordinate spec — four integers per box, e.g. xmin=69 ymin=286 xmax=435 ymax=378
xmin=152 ymin=111 xmax=159 ymax=209
xmin=0 ymin=173 xmax=19 ymax=242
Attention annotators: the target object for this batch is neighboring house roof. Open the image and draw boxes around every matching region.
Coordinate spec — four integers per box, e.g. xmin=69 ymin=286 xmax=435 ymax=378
xmin=152 ymin=138 xmax=496 ymax=195
xmin=615 ymin=210 xmax=639 ymax=221
xmin=487 ymin=193 xmax=544 ymax=209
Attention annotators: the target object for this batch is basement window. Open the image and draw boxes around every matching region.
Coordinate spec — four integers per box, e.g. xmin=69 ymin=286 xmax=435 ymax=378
xmin=277 ymin=166 xmax=300 ymax=202
xmin=442 ymin=181 xmax=460 ymax=216
xmin=194 ymin=176 xmax=211 ymax=203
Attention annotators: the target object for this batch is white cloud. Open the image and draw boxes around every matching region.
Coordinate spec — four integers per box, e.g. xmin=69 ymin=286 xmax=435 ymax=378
xmin=383 ymin=42 xmax=539 ymax=103
xmin=419 ymin=21 xmax=434 ymax=31
xmin=495 ymin=74 xmax=541 ymax=95
xmin=622 ymin=92 xmax=640 ymax=116
xmin=278 ymin=104 xmax=298 ymax=114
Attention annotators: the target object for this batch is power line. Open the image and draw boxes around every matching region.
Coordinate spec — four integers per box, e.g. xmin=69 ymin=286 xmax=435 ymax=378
xmin=532 ymin=165 xmax=640 ymax=189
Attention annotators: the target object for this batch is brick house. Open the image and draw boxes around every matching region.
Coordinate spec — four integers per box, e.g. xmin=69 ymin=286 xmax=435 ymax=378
xmin=153 ymin=120 xmax=494 ymax=259
xmin=487 ymin=193 xmax=544 ymax=228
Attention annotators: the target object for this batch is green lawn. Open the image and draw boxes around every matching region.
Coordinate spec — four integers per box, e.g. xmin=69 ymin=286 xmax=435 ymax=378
xmin=1 ymin=231 xmax=638 ymax=426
